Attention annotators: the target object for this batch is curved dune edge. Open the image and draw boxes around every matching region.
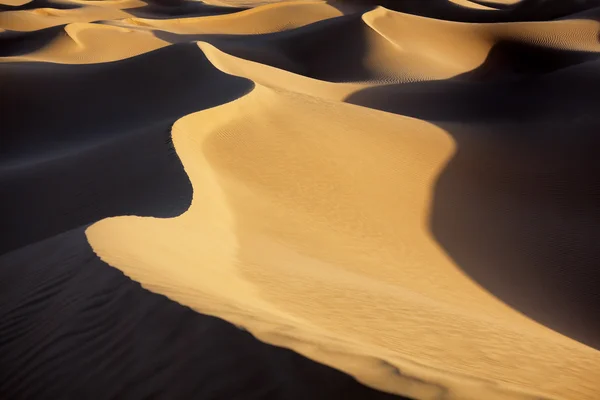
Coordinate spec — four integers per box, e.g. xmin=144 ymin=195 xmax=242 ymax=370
xmin=3 ymin=0 xmax=596 ymax=398
xmin=120 ymin=1 xmax=344 ymax=35
xmin=6 ymin=5 xmax=599 ymax=72
xmin=85 ymin=44 xmax=600 ymax=399
xmin=0 ymin=1 xmax=344 ymax=63
xmin=448 ymin=0 xmax=498 ymax=10
xmin=0 ymin=0 xmax=30 ymax=5
xmin=0 ymin=6 xmax=133 ymax=31
xmin=0 ymin=22 xmax=170 ymax=63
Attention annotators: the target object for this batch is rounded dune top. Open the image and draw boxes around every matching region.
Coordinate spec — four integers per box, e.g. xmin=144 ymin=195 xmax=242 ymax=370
xmin=87 ymin=80 xmax=600 ymax=400
xmin=122 ymin=1 xmax=345 ymax=35
xmin=4 ymin=0 xmax=600 ymax=399
xmin=0 ymin=0 xmax=31 ymax=5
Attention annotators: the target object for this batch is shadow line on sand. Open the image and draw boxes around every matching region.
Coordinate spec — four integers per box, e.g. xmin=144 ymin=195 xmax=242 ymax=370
xmin=0 ymin=40 xmax=409 ymax=399
xmin=0 ymin=43 xmax=253 ymax=255
xmin=346 ymin=39 xmax=600 ymax=350
xmin=153 ymin=13 xmax=409 ymax=83
xmin=124 ymin=0 xmax=248 ymax=20
xmin=0 ymin=25 xmax=66 ymax=57
xmin=2 ymin=7 xmax=600 ymax=398
xmin=0 ymin=0 xmax=82 ymax=12
xmin=0 ymin=228 xmax=407 ymax=400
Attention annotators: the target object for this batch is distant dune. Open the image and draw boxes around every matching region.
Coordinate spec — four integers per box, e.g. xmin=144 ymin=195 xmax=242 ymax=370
xmin=1 ymin=1 xmax=599 ymax=399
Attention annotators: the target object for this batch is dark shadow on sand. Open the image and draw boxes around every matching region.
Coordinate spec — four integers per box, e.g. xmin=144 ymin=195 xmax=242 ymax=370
xmin=0 ymin=43 xmax=253 ymax=254
xmin=0 ymin=0 xmax=81 ymax=12
xmin=124 ymin=0 xmax=247 ymax=19
xmin=327 ymin=0 xmax=600 ymax=22
xmin=0 ymin=30 xmax=410 ymax=400
xmin=153 ymin=13 xmax=400 ymax=83
xmin=0 ymin=228 xmax=408 ymax=400
xmin=0 ymin=25 xmax=65 ymax=57
xmin=346 ymin=40 xmax=600 ymax=350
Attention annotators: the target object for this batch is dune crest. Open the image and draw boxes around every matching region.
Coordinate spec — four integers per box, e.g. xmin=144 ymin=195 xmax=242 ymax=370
xmin=3 ymin=0 xmax=600 ymax=399
xmin=87 ymin=75 xmax=600 ymax=399
xmin=119 ymin=1 xmax=344 ymax=35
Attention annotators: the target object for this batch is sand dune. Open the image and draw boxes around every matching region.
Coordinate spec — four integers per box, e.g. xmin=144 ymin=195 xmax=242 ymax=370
xmin=0 ymin=227 xmax=400 ymax=400
xmin=87 ymin=79 xmax=600 ymax=400
xmin=119 ymin=1 xmax=345 ymax=35
xmin=0 ymin=4 xmax=134 ymax=31
xmin=0 ymin=0 xmax=32 ymax=6
xmin=1 ymin=1 xmax=599 ymax=399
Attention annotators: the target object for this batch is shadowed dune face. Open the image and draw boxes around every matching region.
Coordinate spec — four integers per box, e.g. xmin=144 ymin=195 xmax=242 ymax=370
xmin=0 ymin=229 xmax=404 ymax=400
xmin=0 ymin=44 xmax=253 ymax=254
xmin=153 ymin=8 xmax=600 ymax=84
xmin=154 ymin=13 xmax=454 ymax=83
xmin=346 ymin=42 xmax=600 ymax=349
xmin=1 ymin=44 xmax=250 ymax=158
xmin=126 ymin=2 xmax=247 ymax=19
xmin=0 ymin=0 xmax=82 ymax=12
xmin=345 ymin=41 xmax=600 ymax=119
xmin=87 ymin=80 xmax=600 ymax=400
xmin=189 ymin=14 xmax=403 ymax=82
xmin=328 ymin=0 xmax=600 ymax=22
xmin=0 ymin=25 xmax=64 ymax=56
xmin=2 ymin=1 xmax=600 ymax=400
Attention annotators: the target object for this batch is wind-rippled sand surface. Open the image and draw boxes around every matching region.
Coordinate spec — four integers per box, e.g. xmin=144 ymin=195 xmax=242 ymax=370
xmin=1 ymin=0 xmax=600 ymax=399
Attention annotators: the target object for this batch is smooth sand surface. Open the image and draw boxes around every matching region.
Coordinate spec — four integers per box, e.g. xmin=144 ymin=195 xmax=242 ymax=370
xmin=0 ymin=228 xmax=402 ymax=400
xmin=2 ymin=1 xmax=600 ymax=399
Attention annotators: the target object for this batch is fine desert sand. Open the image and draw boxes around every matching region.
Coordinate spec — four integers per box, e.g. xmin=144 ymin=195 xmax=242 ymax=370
xmin=1 ymin=0 xmax=600 ymax=399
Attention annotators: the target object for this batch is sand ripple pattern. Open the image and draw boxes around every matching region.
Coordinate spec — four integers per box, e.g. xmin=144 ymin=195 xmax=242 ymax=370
xmin=1 ymin=1 xmax=600 ymax=400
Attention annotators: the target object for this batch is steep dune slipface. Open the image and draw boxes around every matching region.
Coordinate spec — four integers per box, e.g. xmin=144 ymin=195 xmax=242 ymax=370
xmin=119 ymin=1 xmax=345 ymax=35
xmin=87 ymin=81 xmax=600 ymax=400
xmin=0 ymin=43 xmax=252 ymax=253
xmin=2 ymin=1 xmax=600 ymax=399
xmin=0 ymin=5 xmax=133 ymax=31
xmin=0 ymin=22 xmax=170 ymax=63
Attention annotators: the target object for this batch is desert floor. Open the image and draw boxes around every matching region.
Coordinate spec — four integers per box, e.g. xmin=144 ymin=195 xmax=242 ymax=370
xmin=1 ymin=0 xmax=600 ymax=399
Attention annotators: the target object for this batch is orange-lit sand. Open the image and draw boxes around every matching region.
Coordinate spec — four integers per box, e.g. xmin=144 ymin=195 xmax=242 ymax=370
xmin=2 ymin=1 xmax=600 ymax=399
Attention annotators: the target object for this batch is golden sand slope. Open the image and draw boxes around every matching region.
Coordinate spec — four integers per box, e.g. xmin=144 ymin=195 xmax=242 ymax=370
xmin=119 ymin=1 xmax=344 ymax=35
xmin=0 ymin=5 xmax=133 ymax=31
xmin=86 ymin=77 xmax=599 ymax=400
xmin=0 ymin=0 xmax=30 ymax=5
xmin=3 ymin=0 xmax=600 ymax=399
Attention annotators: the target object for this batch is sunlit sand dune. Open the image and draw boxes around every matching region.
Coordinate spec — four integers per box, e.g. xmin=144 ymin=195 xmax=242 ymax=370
xmin=0 ymin=0 xmax=31 ymax=6
xmin=1 ymin=0 xmax=599 ymax=399
xmin=87 ymin=80 xmax=600 ymax=400
xmin=0 ymin=5 xmax=133 ymax=31
xmin=120 ymin=1 xmax=345 ymax=35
